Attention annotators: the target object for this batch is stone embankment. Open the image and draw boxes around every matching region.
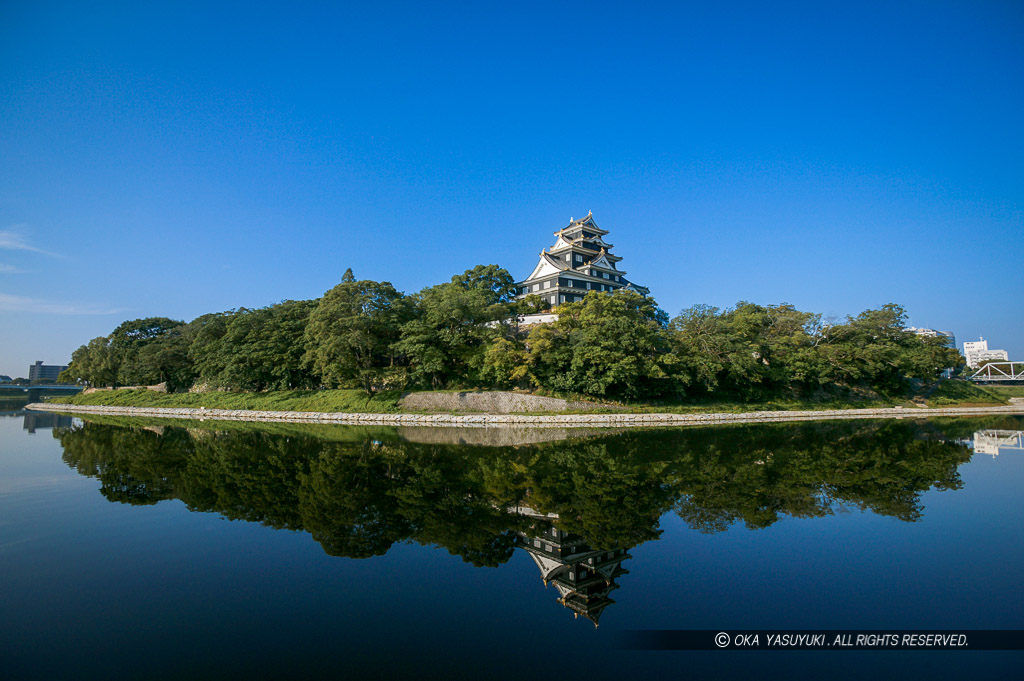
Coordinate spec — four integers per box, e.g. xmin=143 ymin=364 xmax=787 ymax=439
xmin=25 ymin=403 xmax=1024 ymax=428
xmin=398 ymin=391 xmax=608 ymax=413
xmin=83 ymin=382 xmax=167 ymax=394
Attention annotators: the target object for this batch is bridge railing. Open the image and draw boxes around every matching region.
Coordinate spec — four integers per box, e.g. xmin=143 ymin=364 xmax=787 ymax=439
xmin=969 ymin=361 xmax=1024 ymax=382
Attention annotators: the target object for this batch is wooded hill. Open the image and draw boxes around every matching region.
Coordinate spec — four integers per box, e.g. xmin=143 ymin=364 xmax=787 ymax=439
xmin=60 ymin=264 xmax=963 ymax=402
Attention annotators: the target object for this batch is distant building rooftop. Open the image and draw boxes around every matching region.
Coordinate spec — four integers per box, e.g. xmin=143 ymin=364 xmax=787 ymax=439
xmin=28 ymin=361 xmax=68 ymax=383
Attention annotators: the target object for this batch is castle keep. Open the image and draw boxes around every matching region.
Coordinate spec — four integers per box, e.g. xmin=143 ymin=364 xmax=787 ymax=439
xmin=515 ymin=212 xmax=649 ymax=307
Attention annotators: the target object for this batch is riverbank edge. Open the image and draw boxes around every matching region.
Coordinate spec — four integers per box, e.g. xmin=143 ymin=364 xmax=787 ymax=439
xmin=25 ymin=402 xmax=1024 ymax=428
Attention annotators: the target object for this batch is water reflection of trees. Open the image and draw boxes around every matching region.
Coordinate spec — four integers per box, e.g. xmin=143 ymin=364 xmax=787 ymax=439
xmin=54 ymin=417 xmax=988 ymax=565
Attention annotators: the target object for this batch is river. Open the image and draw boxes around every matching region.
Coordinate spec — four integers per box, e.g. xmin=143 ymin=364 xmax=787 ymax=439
xmin=1 ymin=411 xmax=1021 ymax=679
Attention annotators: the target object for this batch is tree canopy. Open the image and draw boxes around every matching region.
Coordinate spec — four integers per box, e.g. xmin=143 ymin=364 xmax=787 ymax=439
xmin=60 ymin=265 xmax=963 ymax=401
xmin=304 ymin=277 xmax=409 ymax=391
xmin=56 ymin=417 xmax=977 ymax=561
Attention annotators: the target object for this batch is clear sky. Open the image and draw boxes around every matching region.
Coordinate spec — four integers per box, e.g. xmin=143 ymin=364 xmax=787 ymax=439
xmin=1 ymin=0 xmax=1022 ymax=378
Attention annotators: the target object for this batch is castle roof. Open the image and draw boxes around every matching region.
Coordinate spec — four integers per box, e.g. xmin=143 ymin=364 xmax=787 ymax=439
xmin=549 ymin=233 xmax=615 ymax=253
xmin=518 ymin=212 xmax=647 ymax=296
xmin=554 ymin=211 xmax=609 ymax=236
xmin=523 ymin=252 xmax=570 ymax=281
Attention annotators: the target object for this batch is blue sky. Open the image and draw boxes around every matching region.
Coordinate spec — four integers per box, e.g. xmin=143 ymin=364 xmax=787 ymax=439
xmin=1 ymin=0 xmax=1022 ymax=378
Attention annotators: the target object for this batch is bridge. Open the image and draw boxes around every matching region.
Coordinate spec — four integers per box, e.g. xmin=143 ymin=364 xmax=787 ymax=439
xmin=0 ymin=384 xmax=83 ymax=392
xmin=0 ymin=384 xmax=83 ymax=401
xmin=967 ymin=361 xmax=1024 ymax=382
xmin=972 ymin=430 xmax=1024 ymax=456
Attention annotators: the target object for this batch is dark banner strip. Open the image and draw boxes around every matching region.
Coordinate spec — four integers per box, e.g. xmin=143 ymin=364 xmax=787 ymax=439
xmin=619 ymin=630 xmax=1024 ymax=651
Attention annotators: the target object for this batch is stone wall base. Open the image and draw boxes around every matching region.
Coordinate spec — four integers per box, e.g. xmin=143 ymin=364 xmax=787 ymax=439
xmin=26 ymin=402 xmax=1024 ymax=428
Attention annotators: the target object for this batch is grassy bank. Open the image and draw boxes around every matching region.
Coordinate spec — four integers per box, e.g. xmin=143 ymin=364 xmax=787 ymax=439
xmin=45 ymin=380 xmax=1011 ymax=415
xmin=47 ymin=389 xmax=403 ymax=413
xmin=574 ymin=381 xmax=1007 ymax=414
xmin=981 ymin=384 xmax=1024 ymax=399
xmin=919 ymin=380 xmax=1009 ymax=407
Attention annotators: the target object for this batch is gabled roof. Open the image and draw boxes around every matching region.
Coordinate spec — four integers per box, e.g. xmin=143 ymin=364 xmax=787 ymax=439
xmin=623 ymin=280 xmax=650 ymax=295
xmin=570 ymin=211 xmax=598 ymax=228
xmin=571 ymin=266 xmax=628 ymax=278
xmin=551 ymin=235 xmax=616 ymax=253
xmin=522 ymin=251 xmax=569 ymax=282
xmin=549 ymin=235 xmax=575 ymax=252
xmin=527 ymin=550 xmax=572 ymax=582
xmin=589 ymin=252 xmax=616 ymax=271
xmin=554 ymin=210 xmax=609 ymax=236
xmin=594 ymin=561 xmax=628 ymax=581
xmin=559 ymin=594 xmax=613 ymax=627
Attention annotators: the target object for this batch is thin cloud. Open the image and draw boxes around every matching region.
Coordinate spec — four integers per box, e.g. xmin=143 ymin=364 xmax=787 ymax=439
xmin=0 ymin=228 xmax=63 ymax=258
xmin=0 ymin=263 xmax=23 ymax=273
xmin=0 ymin=292 xmax=124 ymax=315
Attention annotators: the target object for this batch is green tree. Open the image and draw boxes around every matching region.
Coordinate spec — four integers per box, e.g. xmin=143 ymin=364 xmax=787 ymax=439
xmin=480 ymin=336 xmax=530 ymax=388
xmin=395 ymin=265 xmax=518 ymax=388
xmin=189 ymin=302 xmax=317 ymax=390
xmin=666 ymin=304 xmax=730 ymax=394
xmin=303 ymin=272 xmax=410 ymax=391
xmin=61 ymin=336 xmax=118 ymax=387
xmin=811 ymin=303 xmax=957 ymax=394
xmin=135 ymin=326 xmax=195 ymax=390
xmin=667 ymin=302 xmax=820 ymax=399
xmin=109 ymin=317 xmax=188 ymax=387
xmin=527 ymin=291 xmax=674 ymax=400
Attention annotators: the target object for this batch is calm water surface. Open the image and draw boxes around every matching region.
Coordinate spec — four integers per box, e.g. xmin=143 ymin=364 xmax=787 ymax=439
xmin=1 ymin=412 xmax=1022 ymax=679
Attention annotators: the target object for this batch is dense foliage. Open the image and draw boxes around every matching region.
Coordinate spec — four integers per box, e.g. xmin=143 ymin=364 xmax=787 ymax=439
xmin=60 ymin=265 xmax=963 ymax=401
xmin=55 ymin=417 xmax=985 ymax=561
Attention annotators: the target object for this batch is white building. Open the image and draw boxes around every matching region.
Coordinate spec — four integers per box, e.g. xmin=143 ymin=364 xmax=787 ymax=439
xmin=906 ymin=328 xmax=956 ymax=377
xmin=906 ymin=327 xmax=956 ymax=348
xmin=963 ymin=338 xmax=1009 ymax=369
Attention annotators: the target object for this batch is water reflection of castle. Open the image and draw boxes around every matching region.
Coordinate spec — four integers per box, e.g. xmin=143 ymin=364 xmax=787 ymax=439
xmin=969 ymin=430 xmax=1024 ymax=458
xmin=512 ymin=506 xmax=631 ymax=627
